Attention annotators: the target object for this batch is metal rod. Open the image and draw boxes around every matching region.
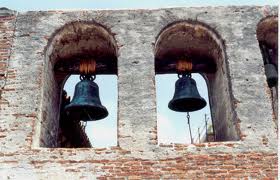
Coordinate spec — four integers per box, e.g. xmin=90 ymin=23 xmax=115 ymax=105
xmin=198 ymin=127 xmax=200 ymax=143
xmin=205 ymin=114 xmax=208 ymax=142
xmin=209 ymin=112 xmax=216 ymax=141
xmin=187 ymin=112 xmax=193 ymax=144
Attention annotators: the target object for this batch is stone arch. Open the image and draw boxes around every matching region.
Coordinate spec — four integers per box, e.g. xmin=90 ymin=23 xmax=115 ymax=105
xmin=39 ymin=21 xmax=118 ymax=147
xmin=154 ymin=20 xmax=239 ymax=141
xmin=256 ymin=15 xmax=278 ymax=82
xmin=257 ymin=15 xmax=278 ymax=50
xmin=256 ymin=15 xmax=278 ymax=123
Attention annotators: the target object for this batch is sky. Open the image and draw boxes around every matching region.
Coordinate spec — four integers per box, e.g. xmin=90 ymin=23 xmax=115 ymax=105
xmin=156 ymin=74 xmax=211 ymax=144
xmin=1 ymin=0 xmax=278 ymax=11
xmin=64 ymin=74 xmax=211 ymax=147
xmin=3 ymin=0 xmax=278 ymax=147
xmin=65 ymin=75 xmax=118 ymax=147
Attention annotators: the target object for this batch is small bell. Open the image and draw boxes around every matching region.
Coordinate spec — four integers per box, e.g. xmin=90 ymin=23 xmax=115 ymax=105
xmin=64 ymin=75 xmax=108 ymax=121
xmin=168 ymin=74 xmax=207 ymax=112
xmin=264 ymin=63 xmax=278 ymax=88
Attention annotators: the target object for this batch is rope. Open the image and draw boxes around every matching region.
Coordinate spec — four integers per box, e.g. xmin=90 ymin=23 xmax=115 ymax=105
xmin=176 ymin=59 xmax=193 ymax=74
xmin=79 ymin=60 xmax=96 ymax=75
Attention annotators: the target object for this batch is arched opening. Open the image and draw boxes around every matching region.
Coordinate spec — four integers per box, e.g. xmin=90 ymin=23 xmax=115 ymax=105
xmin=256 ymin=15 xmax=278 ymax=123
xmin=156 ymin=73 xmax=213 ymax=144
xmin=63 ymin=75 xmax=117 ymax=147
xmin=40 ymin=21 xmax=118 ymax=148
xmin=155 ymin=20 xmax=239 ymax=142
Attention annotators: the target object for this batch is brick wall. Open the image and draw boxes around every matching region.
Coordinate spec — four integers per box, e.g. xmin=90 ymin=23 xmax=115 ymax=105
xmin=0 ymin=144 xmax=277 ymax=179
xmin=0 ymin=8 xmax=16 ymax=92
xmin=0 ymin=6 xmax=278 ymax=179
xmin=95 ymin=151 xmax=277 ymax=179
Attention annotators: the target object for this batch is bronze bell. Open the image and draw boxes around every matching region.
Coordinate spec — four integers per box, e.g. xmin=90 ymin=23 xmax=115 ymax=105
xmin=64 ymin=75 xmax=108 ymax=121
xmin=168 ymin=75 xmax=207 ymax=112
xmin=264 ymin=63 xmax=278 ymax=88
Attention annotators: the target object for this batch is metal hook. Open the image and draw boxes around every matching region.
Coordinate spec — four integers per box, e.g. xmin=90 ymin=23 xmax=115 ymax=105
xmin=177 ymin=72 xmax=191 ymax=79
xmin=80 ymin=74 xmax=96 ymax=81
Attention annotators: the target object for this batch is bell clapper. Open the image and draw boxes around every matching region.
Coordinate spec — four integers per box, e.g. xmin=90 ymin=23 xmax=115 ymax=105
xmin=83 ymin=108 xmax=95 ymax=122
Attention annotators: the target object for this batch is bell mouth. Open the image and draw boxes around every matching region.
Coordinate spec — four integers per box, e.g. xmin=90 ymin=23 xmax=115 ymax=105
xmin=168 ymin=98 xmax=207 ymax=112
xmin=64 ymin=105 xmax=109 ymax=121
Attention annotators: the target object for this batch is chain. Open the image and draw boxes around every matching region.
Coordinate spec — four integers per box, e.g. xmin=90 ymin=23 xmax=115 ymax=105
xmin=187 ymin=112 xmax=194 ymax=144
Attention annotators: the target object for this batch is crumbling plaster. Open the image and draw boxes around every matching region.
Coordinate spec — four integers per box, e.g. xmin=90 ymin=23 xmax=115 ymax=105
xmin=0 ymin=6 xmax=278 ymax=179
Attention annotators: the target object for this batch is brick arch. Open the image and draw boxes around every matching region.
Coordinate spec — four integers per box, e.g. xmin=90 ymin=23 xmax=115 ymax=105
xmin=154 ymin=20 xmax=240 ymax=141
xmin=39 ymin=21 xmax=118 ymax=147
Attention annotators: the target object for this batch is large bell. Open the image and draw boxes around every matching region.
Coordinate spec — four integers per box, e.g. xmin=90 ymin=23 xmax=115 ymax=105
xmin=168 ymin=75 xmax=207 ymax=112
xmin=264 ymin=63 xmax=278 ymax=88
xmin=64 ymin=77 xmax=108 ymax=121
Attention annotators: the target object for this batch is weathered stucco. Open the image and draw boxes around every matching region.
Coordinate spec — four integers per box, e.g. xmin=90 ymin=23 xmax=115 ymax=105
xmin=0 ymin=6 xmax=278 ymax=179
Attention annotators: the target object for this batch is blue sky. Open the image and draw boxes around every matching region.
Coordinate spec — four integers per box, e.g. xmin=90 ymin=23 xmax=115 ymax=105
xmin=64 ymin=74 xmax=211 ymax=147
xmin=65 ymin=75 xmax=118 ymax=147
xmin=1 ymin=0 xmax=278 ymax=11
xmin=4 ymin=0 xmax=278 ymax=147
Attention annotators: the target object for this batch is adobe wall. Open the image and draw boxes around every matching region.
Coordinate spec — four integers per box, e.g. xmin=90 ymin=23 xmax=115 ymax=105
xmin=0 ymin=6 xmax=278 ymax=179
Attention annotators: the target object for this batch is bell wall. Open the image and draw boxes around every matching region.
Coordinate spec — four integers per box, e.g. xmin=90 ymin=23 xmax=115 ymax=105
xmin=0 ymin=6 xmax=278 ymax=179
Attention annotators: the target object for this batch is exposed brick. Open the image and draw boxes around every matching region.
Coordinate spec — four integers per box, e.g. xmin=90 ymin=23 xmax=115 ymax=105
xmin=0 ymin=6 xmax=278 ymax=179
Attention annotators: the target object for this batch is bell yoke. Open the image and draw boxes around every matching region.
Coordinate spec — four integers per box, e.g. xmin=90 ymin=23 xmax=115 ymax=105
xmin=64 ymin=58 xmax=206 ymax=122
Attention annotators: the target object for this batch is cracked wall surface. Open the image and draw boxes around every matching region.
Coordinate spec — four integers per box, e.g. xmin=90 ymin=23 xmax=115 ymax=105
xmin=0 ymin=6 xmax=278 ymax=179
